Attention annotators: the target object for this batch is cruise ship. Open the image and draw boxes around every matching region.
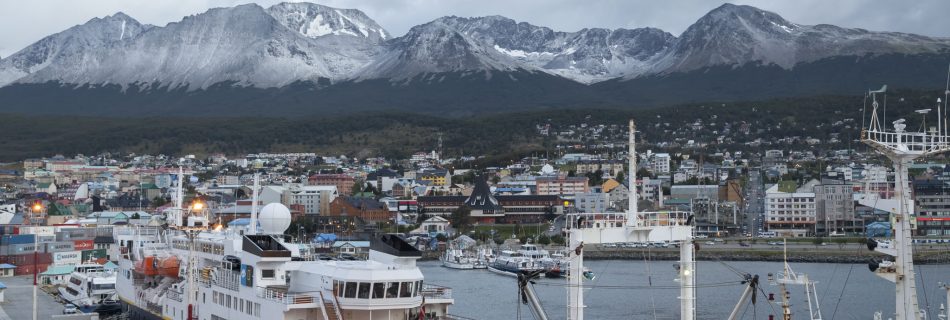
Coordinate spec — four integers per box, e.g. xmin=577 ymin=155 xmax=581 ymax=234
xmin=116 ymin=173 xmax=455 ymax=320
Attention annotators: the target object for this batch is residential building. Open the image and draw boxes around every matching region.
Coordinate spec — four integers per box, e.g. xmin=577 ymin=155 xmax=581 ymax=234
xmin=764 ymin=181 xmax=816 ymax=237
xmin=813 ymin=180 xmax=858 ymax=235
xmin=914 ymin=178 xmax=950 ymax=236
xmin=653 ymin=153 xmax=671 ymax=174
xmin=308 ymin=174 xmax=356 ymax=196
xmin=328 ymin=197 xmax=391 ymax=224
xmin=575 ymin=192 xmax=609 ymax=213
xmin=536 ymin=176 xmax=589 ymax=196
xmin=575 ymin=160 xmax=624 ymax=176
xmin=261 ymin=184 xmax=339 ymax=215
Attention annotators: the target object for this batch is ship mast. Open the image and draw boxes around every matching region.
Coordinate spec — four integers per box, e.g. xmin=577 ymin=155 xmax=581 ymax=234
xmin=862 ymin=85 xmax=950 ymax=320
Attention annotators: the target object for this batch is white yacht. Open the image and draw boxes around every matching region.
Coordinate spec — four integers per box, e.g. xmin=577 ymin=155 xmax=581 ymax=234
xmin=58 ymin=263 xmax=120 ymax=315
xmin=486 ymin=250 xmax=541 ymax=277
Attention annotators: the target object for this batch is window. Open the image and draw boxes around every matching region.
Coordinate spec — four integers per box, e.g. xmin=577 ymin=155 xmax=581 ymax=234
xmin=239 ymin=298 xmax=244 ymax=312
xmin=386 ymin=282 xmax=399 ymax=298
xmin=358 ymin=283 xmax=370 ymax=299
xmin=344 ymin=282 xmax=357 ymax=298
xmin=261 ymin=269 xmax=275 ymax=279
xmin=372 ymin=282 xmax=385 ymax=298
xmin=400 ymin=282 xmax=412 ymax=298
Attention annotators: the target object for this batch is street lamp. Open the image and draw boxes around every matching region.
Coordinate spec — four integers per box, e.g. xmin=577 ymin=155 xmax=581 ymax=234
xmin=29 ymin=201 xmax=43 ymax=320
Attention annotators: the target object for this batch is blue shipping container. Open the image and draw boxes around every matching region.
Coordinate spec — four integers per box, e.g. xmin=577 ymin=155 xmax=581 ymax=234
xmin=2 ymin=234 xmax=35 ymax=245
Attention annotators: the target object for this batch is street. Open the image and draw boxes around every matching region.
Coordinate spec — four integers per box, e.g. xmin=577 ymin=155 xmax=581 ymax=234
xmin=0 ymin=275 xmax=61 ymax=320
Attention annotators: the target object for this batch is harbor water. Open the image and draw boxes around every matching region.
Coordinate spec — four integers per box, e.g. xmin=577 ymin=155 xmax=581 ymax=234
xmin=420 ymin=260 xmax=950 ymax=320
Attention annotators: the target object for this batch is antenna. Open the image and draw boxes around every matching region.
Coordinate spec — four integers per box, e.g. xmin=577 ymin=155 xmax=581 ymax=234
xmin=250 ymin=173 xmax=260 ymax=235
xmin=628 ymin=119 xmax=638 ymax=225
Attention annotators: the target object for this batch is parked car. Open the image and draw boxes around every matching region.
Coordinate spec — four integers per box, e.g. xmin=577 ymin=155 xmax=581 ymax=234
xmin=704 ymin=241 xmax=715 ymax=245
xmin=63 ymin=305 xmax=78 ymax=314
xmin=739 ymin=242 xmax=751 ymax=247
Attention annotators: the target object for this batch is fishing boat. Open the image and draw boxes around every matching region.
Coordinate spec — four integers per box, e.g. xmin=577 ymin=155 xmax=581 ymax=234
xmin=440 ymin=248 xmax=475 ymax=269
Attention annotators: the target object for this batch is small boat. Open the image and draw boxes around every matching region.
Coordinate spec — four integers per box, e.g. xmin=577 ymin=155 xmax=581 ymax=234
xmin=441 ymin=248 xmax=476 ymax=269
xmin=58 ymin=263 xmax=119 ymax=315
xmin=487 ymin=250 xmax=541 ymax=277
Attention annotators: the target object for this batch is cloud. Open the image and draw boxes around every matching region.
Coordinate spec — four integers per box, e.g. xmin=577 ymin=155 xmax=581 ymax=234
xmin=2 ymin=0 xmax=949 ymax=58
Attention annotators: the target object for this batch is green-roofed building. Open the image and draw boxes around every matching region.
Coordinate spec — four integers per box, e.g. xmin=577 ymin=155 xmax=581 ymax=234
xmin=39 ymin=265 xmax=75 ymax=285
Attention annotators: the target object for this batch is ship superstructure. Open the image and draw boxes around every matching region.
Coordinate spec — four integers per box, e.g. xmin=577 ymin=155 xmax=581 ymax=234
xmin=116 ymin=171 xmax=454 ymax=320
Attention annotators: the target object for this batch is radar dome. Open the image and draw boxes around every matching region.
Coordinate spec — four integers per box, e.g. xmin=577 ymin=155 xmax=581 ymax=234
xmin=259 ymin=203 xmax=291 ymax=234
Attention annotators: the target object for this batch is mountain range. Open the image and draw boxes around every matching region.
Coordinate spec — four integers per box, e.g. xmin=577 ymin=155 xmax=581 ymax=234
xmin=1 ymin=2 xmax=949 ymax=116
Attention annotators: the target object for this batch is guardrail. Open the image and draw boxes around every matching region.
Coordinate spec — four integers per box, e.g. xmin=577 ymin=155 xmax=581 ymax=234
xmin=864 ymin=129 xmax=950 ymax=153
xmin=254 ymin=287 xmax=318 ymax=305
xmin=420 ymin=284 xmax=452 ymax=300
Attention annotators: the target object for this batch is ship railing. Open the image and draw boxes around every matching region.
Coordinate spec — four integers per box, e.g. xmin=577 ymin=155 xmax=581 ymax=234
xmin=254 ymin=287 xmax=319 ymax=305
xmin=212 ymin=269 xmax=240 ymax=291
xmin=420 ymin=284 xmax=452 ymax=300
xmin=566 ymin=211 xmax=690 ymax=229
xmin=167 ymin=288 xmax=183 ymax=302
xmin=864 ymin=129 xmax=950 ymax=152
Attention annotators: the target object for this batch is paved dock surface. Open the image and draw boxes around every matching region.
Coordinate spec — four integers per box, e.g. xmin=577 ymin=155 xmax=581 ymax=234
xmin=0 ymin=275 xmax=61 ymax=320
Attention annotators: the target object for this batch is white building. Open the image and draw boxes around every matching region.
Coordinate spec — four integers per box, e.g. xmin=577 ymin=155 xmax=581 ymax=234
xmin=652 ymin=153 xmax=671 ymax=174
xmin=575 ymin=193 xmax=610 ymax=213
xmin=765 ymin=183 xmax=816 ymax=237
xmin=260 ymin=184 xmax=339 ymax=215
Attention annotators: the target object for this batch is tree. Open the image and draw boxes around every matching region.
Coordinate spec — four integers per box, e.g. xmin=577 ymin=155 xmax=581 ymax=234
xmin=436 ymin=234 xmax=447 ymax=242
xmin=351 ymin=178 xmax=364 ymax=195
xmin=551 ymin=234 xmax=565 ymax=245
xmin=538 ymin=234 xmax=551 ymax=245
xmin=151 ymin=196 xmax=168 ymax=208
xmin=615 ymin=170 xmax=625 ymax=184
xmin=449 ymin=206 xmax=473 ymax=235
xmin=131 ymin=212 xmax=141 ymax=219
xmin=416 ymin=213 xmax=431 ymax=224
xmin=493 ymin=237 xmax=504 ymax=245
xmin=491 ymin=175 xmax=501 ymax=185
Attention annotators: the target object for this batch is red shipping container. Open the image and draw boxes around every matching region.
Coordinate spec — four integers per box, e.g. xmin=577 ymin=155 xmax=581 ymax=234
xmin=73 ymin=239 xmax=94 ymax=250
xmin=15 ymin=262 xmax=50 ymax=276
xmin=0 ymin=252 xmax=52 ymax=265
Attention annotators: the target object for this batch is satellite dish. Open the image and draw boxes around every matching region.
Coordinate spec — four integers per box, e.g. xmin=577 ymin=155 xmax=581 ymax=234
xmin=259 ymin=203 xmax=292 ymax=234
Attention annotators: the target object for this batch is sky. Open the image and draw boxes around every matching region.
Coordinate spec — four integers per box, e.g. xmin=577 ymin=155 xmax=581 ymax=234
xmin=1 ymin=0 xmax=949 ymax=58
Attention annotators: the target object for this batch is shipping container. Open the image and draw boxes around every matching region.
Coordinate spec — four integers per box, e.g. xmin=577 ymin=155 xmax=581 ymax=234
xmin=1 ymin=234 xmax=35 ymax=245
xmin=19 ymin=226 xmax=54 ymax=236
xmin=0 ymin=243 xmax=40 ymax=255
xmin=36 ymin=235 xmax=56 ymax=243
xmin=44 ymin=241 xmax=75 ymax=253
xmin=0 ymin=252 xmax=53 ymax=266
xmin=72 ymin=239 xmax=94 ymax=251
xmin=81 ymin=249 xmax=107 ymax=262
xmin=15 ymin=262 xmax=50 ymax=276
xmin=53 ymin=251 xmax=81 ymax=265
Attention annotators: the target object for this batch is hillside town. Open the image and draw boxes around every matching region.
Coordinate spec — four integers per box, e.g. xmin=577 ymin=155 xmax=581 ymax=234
xmin=0 ymin=118 xmax=946 ymax=279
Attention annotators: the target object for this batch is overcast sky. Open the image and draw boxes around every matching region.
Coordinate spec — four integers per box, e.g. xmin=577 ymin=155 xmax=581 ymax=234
xmin=2 ymin=0 xmax=949 ymax=58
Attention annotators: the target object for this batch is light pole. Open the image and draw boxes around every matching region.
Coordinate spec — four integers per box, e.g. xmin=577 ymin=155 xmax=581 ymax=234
xmin=30 ymin=202 xmax=43 ymax=320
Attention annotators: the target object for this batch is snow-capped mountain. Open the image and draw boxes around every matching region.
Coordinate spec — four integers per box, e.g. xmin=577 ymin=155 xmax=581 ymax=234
xmin=1 ymin=2 xmax=949 ymax=90
xmin=0 ymin=2 xmax=386 ymax=88
xmin=266 ymin=2 xmax=388 ymax=41
xmin=428 ymin=16 xmax=675 ymax=83
xmin=655 ymin=3 xmax=950 ymax=74
xmin=0 ymin=12 xmax=152 ymax=85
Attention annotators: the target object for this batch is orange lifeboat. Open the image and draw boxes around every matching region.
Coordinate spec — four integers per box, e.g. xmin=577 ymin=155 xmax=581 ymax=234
xmin=134 ymin=256 xmax=160 ymax=276
xmin=157 ymin=256 xmax=180 ymax=278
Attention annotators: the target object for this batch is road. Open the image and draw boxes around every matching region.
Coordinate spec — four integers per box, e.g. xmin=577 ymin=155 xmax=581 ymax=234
xmin=0 ymin=275 xmax=62 ymax=320
xmin=743 ymin=168 xmax=765 ymax=236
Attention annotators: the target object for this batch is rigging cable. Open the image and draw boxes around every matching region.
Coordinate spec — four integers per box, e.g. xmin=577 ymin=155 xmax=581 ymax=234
xmin=829 ymin=263 xmax=854 ymax=320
